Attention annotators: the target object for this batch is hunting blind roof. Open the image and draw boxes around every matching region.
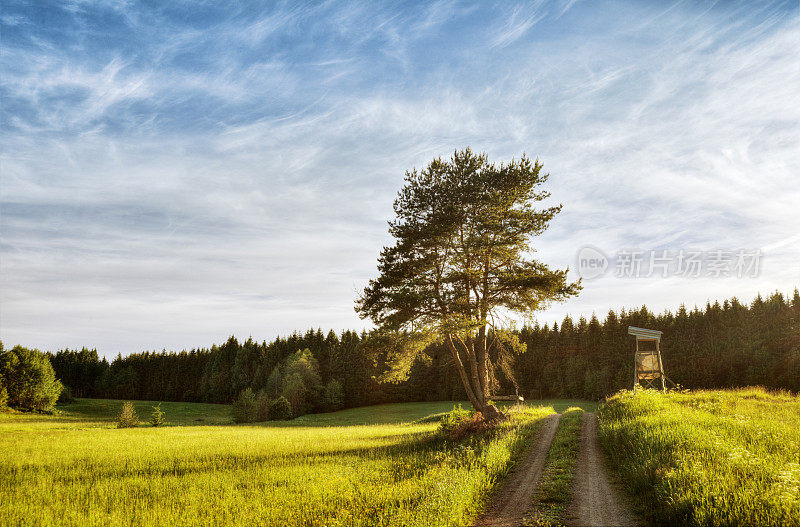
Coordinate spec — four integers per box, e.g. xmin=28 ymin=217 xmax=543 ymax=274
xmin=627 ymin=326 xmax=662 ymax=340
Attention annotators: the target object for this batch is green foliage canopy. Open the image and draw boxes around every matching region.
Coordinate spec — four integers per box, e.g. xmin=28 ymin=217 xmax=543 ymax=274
xmin=322 ymin=379 xmax=345 ymax=411
xmin=281 ymin=349 xmax=323 ymax=416
xmin=232 ymin=388 xmax=257 ymax=423
xmin=268 ymin=396 xmax=293 ymax=420
xmin=0 ymin=344 xmax=63 ymax=412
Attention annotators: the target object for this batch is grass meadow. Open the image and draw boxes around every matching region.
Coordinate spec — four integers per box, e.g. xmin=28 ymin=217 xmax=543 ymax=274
xmin=0 ymin=398 xmax=594 ymax=526
xmin=598 ymin=387 xmax=800 ymax=527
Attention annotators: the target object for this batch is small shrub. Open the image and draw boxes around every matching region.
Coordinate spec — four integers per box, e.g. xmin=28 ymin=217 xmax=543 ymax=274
xmin=436 ymin=404 xmax=474 ymax=436
xmin=150 ymin=403 xmax=165 ymax=427
xmin=268 ymin=396 xmax=292 ymax=420
xmin=117 ymin=401 xmax=139 ymax=428
xmin=447 ymin=412 xmax=492 ymax=440
xmin=233 ymin=388 xmax=257 ymax=423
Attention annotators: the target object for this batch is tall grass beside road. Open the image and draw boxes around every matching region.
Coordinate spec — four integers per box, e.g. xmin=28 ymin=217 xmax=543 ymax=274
xmin=599 ymin=387 xmax=800 ymax=526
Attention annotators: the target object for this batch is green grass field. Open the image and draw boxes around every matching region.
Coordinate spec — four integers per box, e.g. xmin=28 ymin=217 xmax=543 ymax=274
xmin=598 ymin=387 xmax=800 ymax=527
xmin=0 ymin=398 xmax=591 ymax=526
xmin=11 ymin=391 xmax=795 ymax=526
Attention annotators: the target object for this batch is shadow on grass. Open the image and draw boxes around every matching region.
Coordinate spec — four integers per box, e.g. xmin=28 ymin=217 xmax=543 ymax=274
xmin=14 ymin=429 xmax=440 ymax=485
xmin=14 ymin=414 xmax=552 ymax=493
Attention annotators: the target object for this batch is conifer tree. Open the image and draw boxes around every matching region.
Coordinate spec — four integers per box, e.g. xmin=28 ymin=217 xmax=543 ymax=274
xmin=357 ymin=148 xmax=580 ymax=418
xmin=150 ymin=403 xmax=165 ymax=427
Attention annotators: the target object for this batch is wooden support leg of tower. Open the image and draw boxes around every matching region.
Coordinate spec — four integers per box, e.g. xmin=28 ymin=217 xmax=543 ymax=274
xmin=657 ymin=340 xmax=666 ymax=393
xmin=633 ymin=338 xmax=638 ymax=393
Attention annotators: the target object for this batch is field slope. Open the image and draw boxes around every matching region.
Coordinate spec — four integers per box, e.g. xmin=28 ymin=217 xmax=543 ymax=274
xmin=599 ymin=388 xmax=800 ymax=527
xmin=0 ymin=398 xmax=580 ymax=526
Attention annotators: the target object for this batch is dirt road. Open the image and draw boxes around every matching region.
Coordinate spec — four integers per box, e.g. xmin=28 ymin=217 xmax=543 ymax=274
xmin=473 ymin=413 xmax=561 ymax=527
xmin=566 ymin=412 xmax=638 ymax=527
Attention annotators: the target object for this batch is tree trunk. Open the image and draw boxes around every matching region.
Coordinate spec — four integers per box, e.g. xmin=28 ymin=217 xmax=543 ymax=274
xmin=478 ymin=257 xmax=491 ymax=400
xmin=447 ymin=334 xmax=504 ymax=421
xmin=482 ymin=403 xmax=503 ymax=422
xmin=476 ymin=326 xmax=488 ymax=397
xmin=446 ymin=336 xmax=483 ymax=411
xmin=464 ymin=337 xmax=486 ymax=406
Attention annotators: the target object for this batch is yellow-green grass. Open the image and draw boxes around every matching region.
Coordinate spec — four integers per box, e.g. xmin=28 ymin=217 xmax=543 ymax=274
xmin=598 ymin=387 xmax=800 ymax=527
xmin=518 ymin=399 xmax=597 ymax=414
xmin=526 ymin=407 xmax=584 ymax=527
xmin=0 ymin=398 xmax=571 ymax=526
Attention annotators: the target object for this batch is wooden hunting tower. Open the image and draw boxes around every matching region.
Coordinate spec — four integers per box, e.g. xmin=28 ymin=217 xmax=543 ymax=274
xmin=628 ymin=326 xmax=665 ymax=393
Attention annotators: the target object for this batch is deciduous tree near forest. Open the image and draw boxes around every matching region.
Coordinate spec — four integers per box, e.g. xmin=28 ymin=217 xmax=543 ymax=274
xmin=356 ymin=148 xmax=581 ymax=419
xmin=0 ymin=343 xmax=63 ymax=412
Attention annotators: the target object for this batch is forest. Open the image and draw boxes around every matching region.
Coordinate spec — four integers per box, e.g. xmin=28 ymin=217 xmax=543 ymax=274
xmin=48 ymin=290 xmax=799 ymax=415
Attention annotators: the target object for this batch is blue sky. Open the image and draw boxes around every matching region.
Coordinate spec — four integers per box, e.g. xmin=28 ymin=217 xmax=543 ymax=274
xmin=1 ymin=0 xmax=798 ymax=357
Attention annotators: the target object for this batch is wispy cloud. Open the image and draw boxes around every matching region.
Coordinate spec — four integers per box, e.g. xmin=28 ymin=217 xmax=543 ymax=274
xmin=490 ymin=4 xmax=547 ymax=48
xmin=1 ymin=0 xmax=798 ymax=355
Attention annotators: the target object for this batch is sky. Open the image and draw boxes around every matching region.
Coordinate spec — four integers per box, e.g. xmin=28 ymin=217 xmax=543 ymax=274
xmin=1 ymin=0 xmax=798 ymax=358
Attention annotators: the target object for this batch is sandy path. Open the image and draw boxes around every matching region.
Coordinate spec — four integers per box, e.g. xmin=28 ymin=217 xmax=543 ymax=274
xmin=566 ymin=413 xmax=638 ymax=527
xmin=473 ymin=413 xmax=561 ymax=527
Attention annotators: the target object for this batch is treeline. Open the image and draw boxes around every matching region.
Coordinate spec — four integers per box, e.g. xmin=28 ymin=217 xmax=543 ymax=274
xmin=48 ymin=291 xmax=799 ymax=412
xmin=48 ymin=330 xmax=404 ymax=409
xmin=516 ymin=290 xmax=800 ymax=399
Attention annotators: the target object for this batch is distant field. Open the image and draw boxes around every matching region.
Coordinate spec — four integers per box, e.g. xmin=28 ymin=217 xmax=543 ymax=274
xmin=599 ymin=387 xmax=800 ymax=526
xmin=0 ymin=397 xmax=597 ymax=429
xmin=0 ymin=398 xmax=234 ymax=429
xmin=0 ymin=398 xmax=591 ymax=526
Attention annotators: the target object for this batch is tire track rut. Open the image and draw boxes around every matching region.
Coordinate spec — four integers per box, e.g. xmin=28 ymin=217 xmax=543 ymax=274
xmin=566 ymin=412 xmax=638 ymax=527
xmin=474 ymin=413 xmax=561 ymax=527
